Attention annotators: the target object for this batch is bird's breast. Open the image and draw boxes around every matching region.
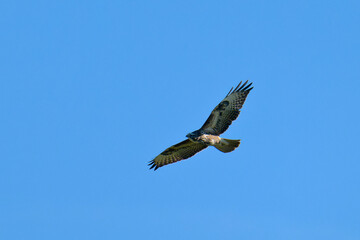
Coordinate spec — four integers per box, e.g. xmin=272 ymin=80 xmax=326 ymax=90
xmin=195 ymin=134 xmax=221 ymax=146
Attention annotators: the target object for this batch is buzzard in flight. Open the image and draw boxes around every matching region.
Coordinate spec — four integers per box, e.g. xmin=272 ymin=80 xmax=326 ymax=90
xmin=149 ymin=80 xmax=253 ymax=170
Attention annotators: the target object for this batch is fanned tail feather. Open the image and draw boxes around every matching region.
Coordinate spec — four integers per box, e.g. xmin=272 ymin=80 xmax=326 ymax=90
xmin=214 ymin=138 xmax=241 ymax=153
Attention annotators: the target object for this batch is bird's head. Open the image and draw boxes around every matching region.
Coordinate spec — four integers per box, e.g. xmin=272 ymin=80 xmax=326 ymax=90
xmin=186 ymin=130 xmax=200 ymax=140
xmin=186 ymin=133 xmax=193 ymax=138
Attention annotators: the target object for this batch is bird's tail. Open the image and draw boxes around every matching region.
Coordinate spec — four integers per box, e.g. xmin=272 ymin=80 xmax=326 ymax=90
xmin=214 ymin=138 xmax=241 ymax=153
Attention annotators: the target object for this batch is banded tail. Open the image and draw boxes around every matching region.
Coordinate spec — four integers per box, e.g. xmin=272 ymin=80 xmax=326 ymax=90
xmin=214 ymin=138 xmax=241 ymax=153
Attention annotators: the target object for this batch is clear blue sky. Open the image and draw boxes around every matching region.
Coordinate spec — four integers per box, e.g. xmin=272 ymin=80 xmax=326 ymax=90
xmin=1 ymin=1 xmax=359 ymax=239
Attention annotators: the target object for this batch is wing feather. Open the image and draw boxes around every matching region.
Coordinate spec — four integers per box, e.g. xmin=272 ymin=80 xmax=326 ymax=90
xmin=201 ymin=80 xmax=253 ymax=135
xmin=148 ymin=139 xmax=208 ymax=170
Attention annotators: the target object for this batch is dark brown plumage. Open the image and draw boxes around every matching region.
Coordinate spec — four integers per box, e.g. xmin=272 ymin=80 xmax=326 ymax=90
xmin=200 ymin=80 xmax=253 ymax=135
xmin=148 ymin=140 xmax=208 ymax=170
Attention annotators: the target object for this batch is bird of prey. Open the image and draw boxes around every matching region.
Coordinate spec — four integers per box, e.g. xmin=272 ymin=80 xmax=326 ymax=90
xmin=149 ymin=80 xmax=253 ymax=170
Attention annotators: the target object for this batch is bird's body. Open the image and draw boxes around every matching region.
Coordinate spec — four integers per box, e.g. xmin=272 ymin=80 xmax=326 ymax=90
xmin=186 ymin=129 xmax=241 ymax=153
xmin=149 ymin=80 xmax=253 ymax=170
xmin=186 ymin=130 xmax=221 ymax=145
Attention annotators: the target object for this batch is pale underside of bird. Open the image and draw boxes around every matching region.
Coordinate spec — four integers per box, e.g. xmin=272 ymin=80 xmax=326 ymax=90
xmin=149 ymin=80 xmax=253 ymax=170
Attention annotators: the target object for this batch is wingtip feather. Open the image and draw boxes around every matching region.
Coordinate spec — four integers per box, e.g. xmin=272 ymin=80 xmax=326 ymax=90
xmin=227 ymin=80 xmax=254 ymax=96
xmin=237 ymin=80 xmax=249 ymax=92
xmin=233 ymin=81 xmax=243 ymax=92
xmin=148 ymin=160 xmax=157 ymax=170
xmin=242 ymin=82 xmax=253 ymax=92
xmin=226 ymin=87 xmax=234 ymax=97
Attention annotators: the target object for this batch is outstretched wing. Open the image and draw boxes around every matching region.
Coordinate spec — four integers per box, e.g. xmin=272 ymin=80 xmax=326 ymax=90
xmin=200 ymin=80 xmax=253 ymax=135
xmin=148 ymin=139 xmax=208 ymax=170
